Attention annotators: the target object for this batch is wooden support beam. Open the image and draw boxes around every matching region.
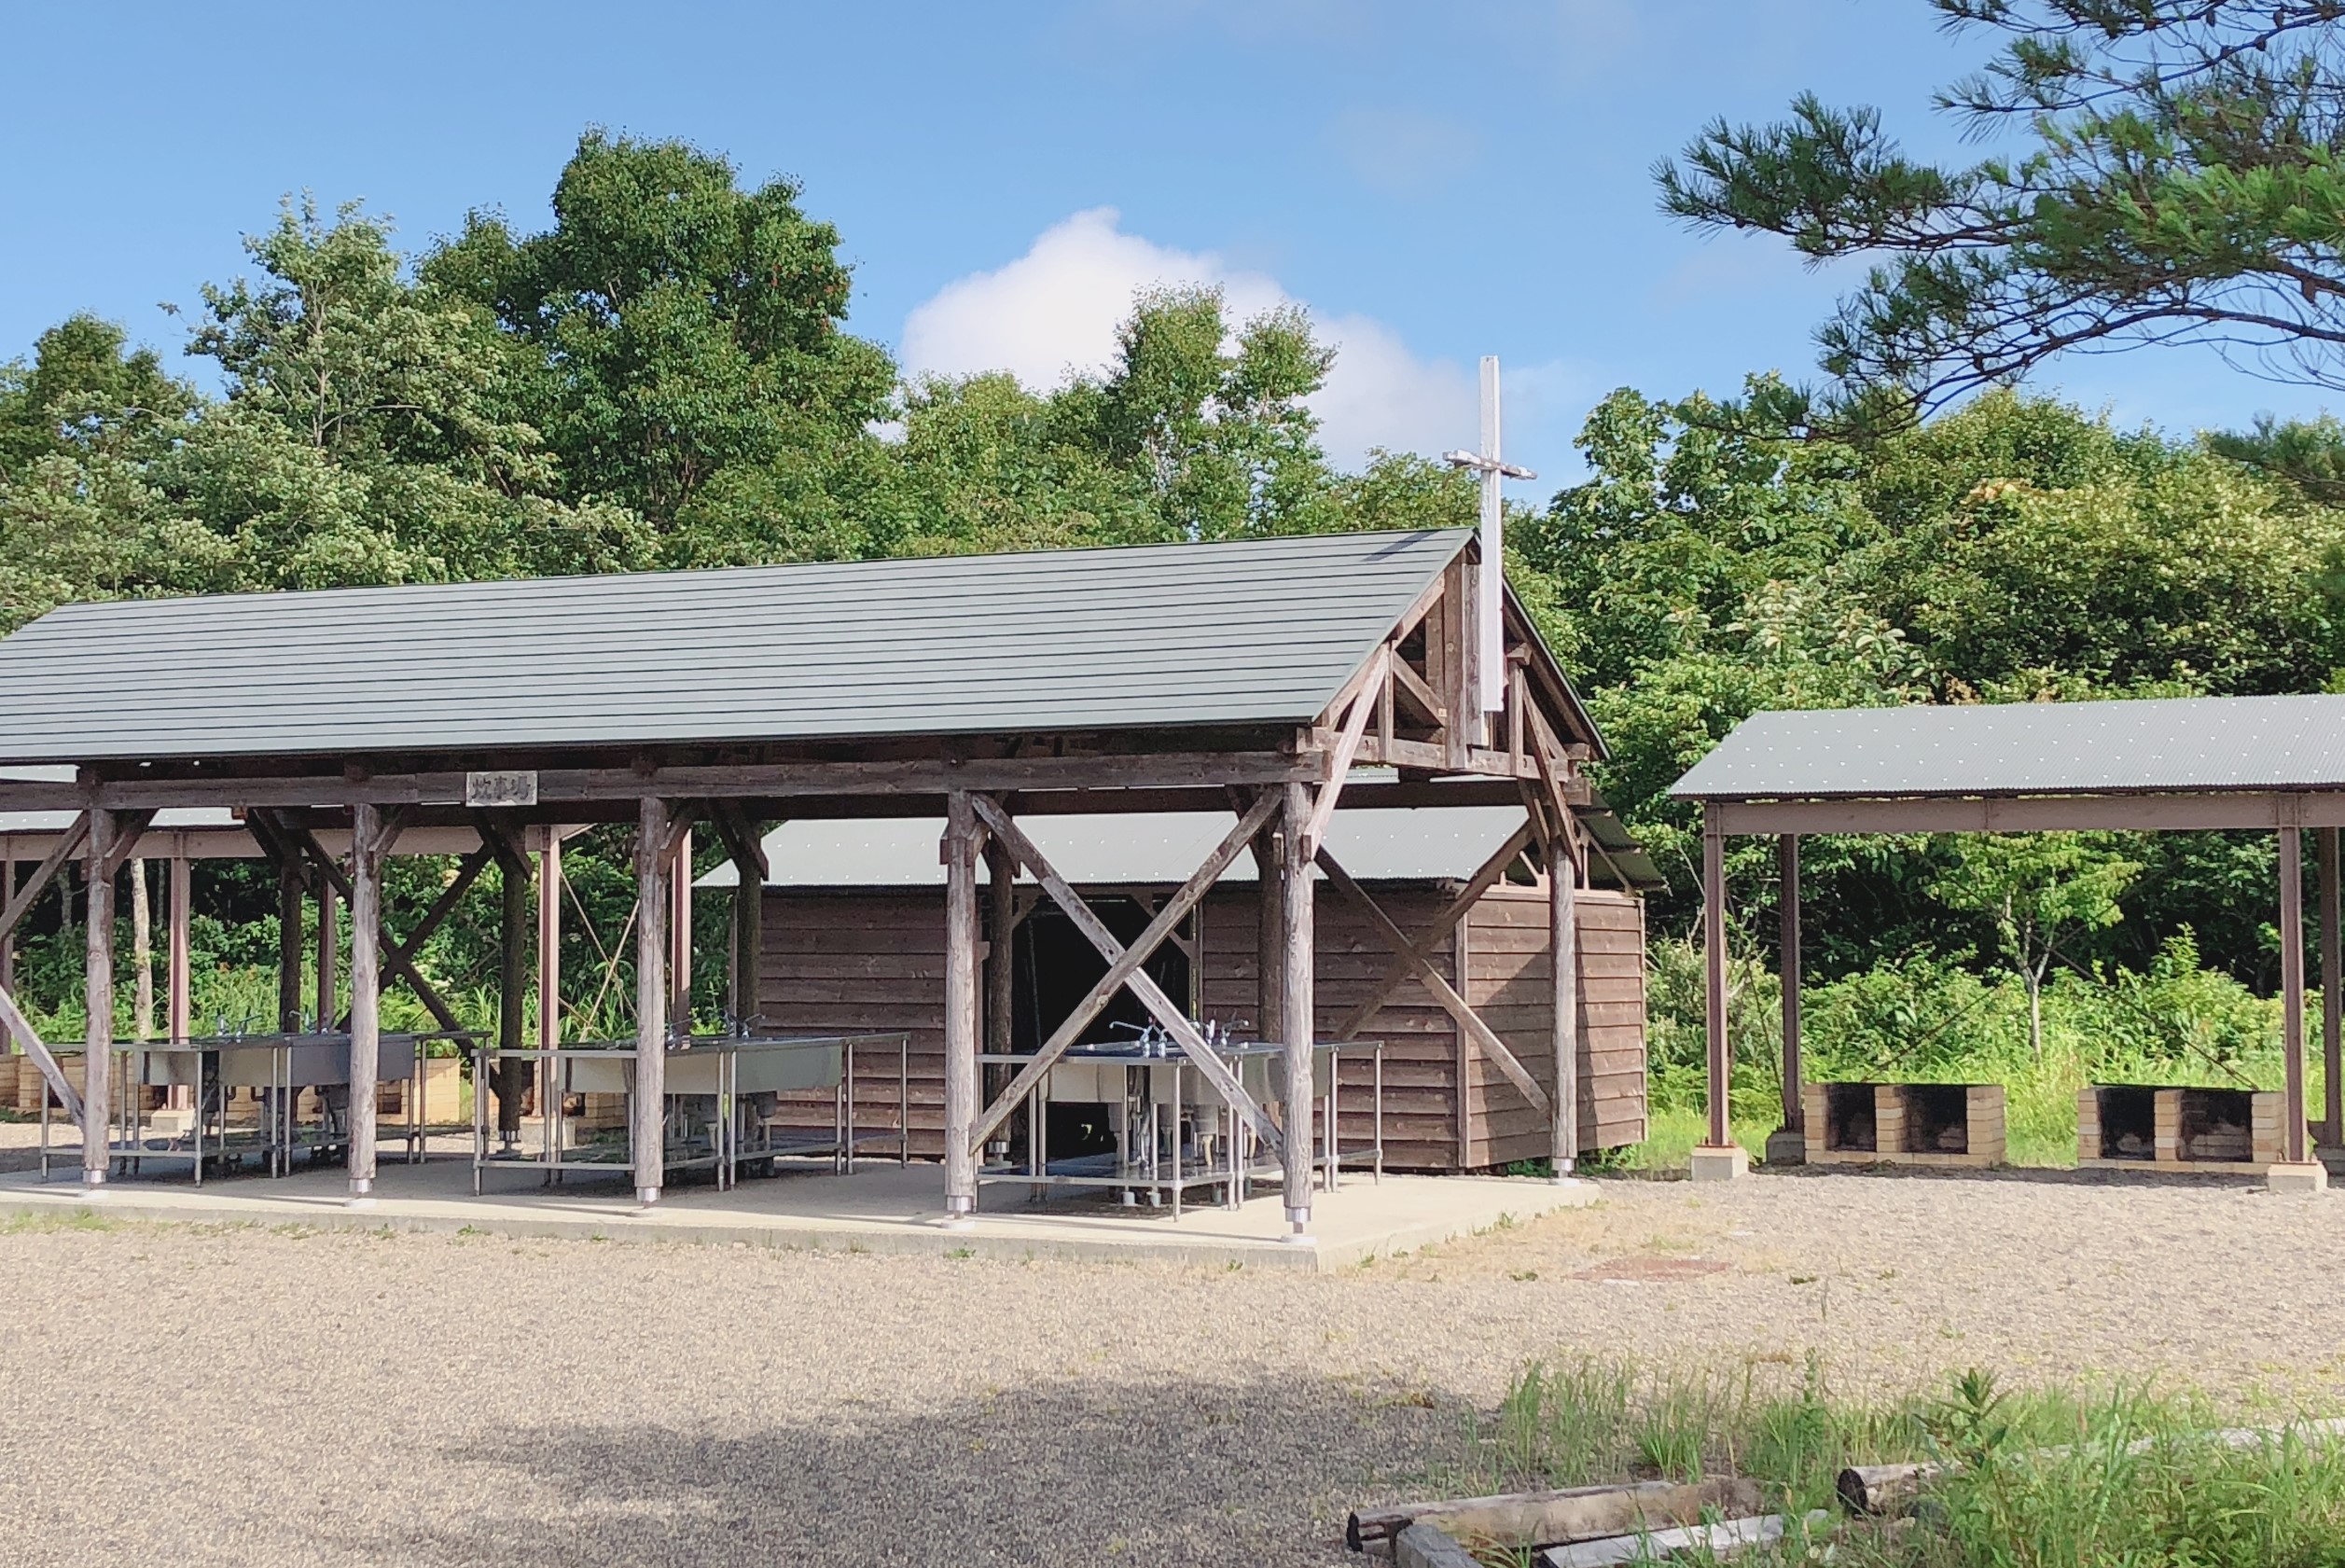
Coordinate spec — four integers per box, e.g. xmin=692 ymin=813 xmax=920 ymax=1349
xmin=0 ymin=812 xmax=89 ymax=947
xmin=168 ymin=855 xmax=191 ymax=1044
xmin=0 ymin=984 xmax=78 ymax=1121
xmin=496 ymin=832 xmax=529 ymax=1140
xmin=274 ymin=838 xmax=304 ymax=1034
xmin=1551 ymin=826 xmax=1579 ymax=1176
xmin=314 ymin=877 xmax=338 ymax=1040
xmin=1330 ymin=820 xmax=1539 ymax=1042
xmin=972 ymin=795 xmax=1284 ymax=1154
xmin=97 ymin=811 xmax=156 ymax=882
xmin=347 ymin=802 xmax=391 ymax=1201
xmin=970 ymin=790 xmax=1280 ymax=1150
xmin=279 ymin=818 xmax=464 ymax=1034
xmin=1781 ymin=835 xmax=1802 ymax=1136
xmin=729 ymin=821 xmax=768 ymax=1028
xmin=1300 ymin=646 xmax=1385 ymax=858
xmin=1702 ymin=808 xmax=1729 ymax=1150
xmin=1254 ymin=815 xmax=1284 ymax=1046
xmin=1316 ymin=846 xmax=1549 ymax=1114
xmin=2282 ymin=825 xmax=2310 ymax=1167
xmin=2324 ymin=826 xmax=2341 ymax=1149
xmin=669 ymin=826 xmax=694 ymax=1033
xmin=82 ymin=810 xmax=118 ymax=1186
xmin=943 ymin=792 xmax=982 ymax=1216
xmin=131 ymin=857 xmax=153 ymax=1043
xmin=633 ymin=797 xmax=672 ymax=1206
xmin=984 ymin=836 xmax=1016 ymax=1056
xmin=0 ymin=856 xmax=14 ymax=995
xmin=538 ymin=836 xmax=564 ymax=1051
xmin=1281 ymin=782 xmax=1317 ymax=1228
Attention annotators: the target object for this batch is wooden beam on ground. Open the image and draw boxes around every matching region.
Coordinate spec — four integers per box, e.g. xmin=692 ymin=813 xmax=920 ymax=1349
xmin=633 ymin=798 xmax=673 ymax=1206
xmin=0 ymin=985 xmax=79 ymax=1123
xmin=1330 ymin=820 xmax=1538 ymax=1042
xmin=972 ymin=795 xmax=1284 ymax=1154
xmin=969 ymin=790 xmax=1280 ymax=1150
xmin=0 ymin=812 xmax=89 ymax=947
xmin=1317 ymin=846 xmax=1550 ymax=1114
xmin=82 ymin=810 xmax=118 ymax=1186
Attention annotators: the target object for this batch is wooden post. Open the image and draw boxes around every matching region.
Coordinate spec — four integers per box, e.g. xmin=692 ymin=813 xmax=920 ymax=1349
xmin=167 ymin=855 xmax=191 ymax=1044
xmin=942 ymin=793 xmax=981 ymax=1220
xmin=1689 ymin=806 xmax=1745 ymax=1179
xmin=633 ymin=798 xmax=672 ymax=1206
xmin=985 ymin=839 xmax=1016 ymax=1054
xmin=538 ymin=837 xmax=562 ymax=1051
xmin=131 ymin=858 xmax=153 ymax=1041
xmin=1549 ymin=824 xmax=1579 ymax=1178
xmin=347 ymin=803 xmax=386 ymax=1202
xmin=277 ymin=853 xmax=305 ymax=1033
xmin=81 ymin=812 xmax=118 ymax=1186
xmin=495 ymin=846 xmax=528 ymax=1140
xmin=732 ymin=827 xmax=767 ymax=1028
xmin=315 ymin=878 xmax=339 ymax=1033
xmin=669 ymin=826 xmax=694 ymax=1034
xmin=1255 ymin=824 xmax=1284 ymax=1044
xmin=1780 ymin=834 xmax=1802 ymax=1134
xmin=0 ymin=856 xmax=14 ymax=995
xmin=1453 ymin=895 xmax=1472 ymax=1169
xmin=2281 ymin=825 xmax=2310 ymax=1167
xmin=2323 ymin=826 xmax=2341 ymax=1149
xmin=1281 ymin=782 xmax=1316 ymax=1235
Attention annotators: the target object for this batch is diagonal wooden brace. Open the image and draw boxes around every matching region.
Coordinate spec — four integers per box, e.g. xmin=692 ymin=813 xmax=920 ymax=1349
xmin=0 ymin=984 xmax=79 ymax=1123
xmin=971 ymin=796 xmax=1285 ymax=1157
xmin=0 ymin=812 xmax=90 ymax=947
xmin=278 ymin=814 xmax=466 ymax=1034
xmin=1330 ymin=819 xmax=1538 ymax=1042
xmin=1317 ymin=846 xmax=1551 ymax=1114
xmin=969 ymin=789 xmax=1281 ymax=1151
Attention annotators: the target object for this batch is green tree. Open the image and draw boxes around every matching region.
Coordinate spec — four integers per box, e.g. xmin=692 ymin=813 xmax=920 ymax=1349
xmin=1658 ymin=3 xmax=2345 ymax=427
xmin=425 ymin=131 xmax=895 ymax=534
xmin=1930 ymin=832 xmax=2144 ymax=1057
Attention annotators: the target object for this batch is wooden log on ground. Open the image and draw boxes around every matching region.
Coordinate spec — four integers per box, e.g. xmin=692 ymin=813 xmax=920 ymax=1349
xmin=1837 ymin=1415 xmax=2345 ymax=1515
xmin=1347 ymin=1477 xmax=1765 ymax=1553
xmin=1542 ymin=1510 xmax=1828 ymax=1566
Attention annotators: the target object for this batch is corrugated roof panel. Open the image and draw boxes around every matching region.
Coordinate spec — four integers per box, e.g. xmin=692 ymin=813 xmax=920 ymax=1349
xmin=1672 ymin=696 xmax=2345 ymax=800
xmin=0 ymin=528 xmax=1470 ymax=763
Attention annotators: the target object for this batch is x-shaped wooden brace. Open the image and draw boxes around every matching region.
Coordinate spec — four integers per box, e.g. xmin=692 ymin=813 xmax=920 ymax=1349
xmin=967 ymin=792 xmax=1285 ymax=1157
xmin=1317 ymin=837 xmax=1551 ymax=1114
xmin=262 ymin=809 xmax=470 ymax=1034
xmin=0 ymin=807 xmax=153 ymax=1120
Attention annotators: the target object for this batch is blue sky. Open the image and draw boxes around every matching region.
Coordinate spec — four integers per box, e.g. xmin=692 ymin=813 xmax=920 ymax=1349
xmin=5 ymin=1 xmax=2326 ymax=487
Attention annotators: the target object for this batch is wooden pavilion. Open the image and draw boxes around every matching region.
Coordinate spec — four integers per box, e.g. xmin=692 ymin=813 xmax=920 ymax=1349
xmin=0 ymin=525 xmax=1640 ymax=1235
xmin=1672 ymin=696 xmax=2345 ymax=1191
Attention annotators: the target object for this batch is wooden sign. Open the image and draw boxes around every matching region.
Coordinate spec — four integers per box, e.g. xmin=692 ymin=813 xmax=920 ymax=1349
xmin=465 ymin=770 xmax=538 ymax=808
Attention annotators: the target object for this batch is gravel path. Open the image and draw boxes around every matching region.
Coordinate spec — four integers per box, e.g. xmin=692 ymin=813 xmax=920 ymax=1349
xmin=2 ymin=1168 xmax=2338 ymax=1567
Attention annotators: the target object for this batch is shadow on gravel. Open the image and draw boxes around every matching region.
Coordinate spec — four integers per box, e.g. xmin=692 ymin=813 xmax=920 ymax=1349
xmin=1756 ymin=1163 xmax=2265 ymax=1190
xmin=377 ymin=1374 xmax=1477 ymax=1568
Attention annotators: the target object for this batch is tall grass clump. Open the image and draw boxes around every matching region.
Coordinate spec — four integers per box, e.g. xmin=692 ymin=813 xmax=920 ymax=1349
xmin=1458 ymin=1358 xmax=2345 ymax=1566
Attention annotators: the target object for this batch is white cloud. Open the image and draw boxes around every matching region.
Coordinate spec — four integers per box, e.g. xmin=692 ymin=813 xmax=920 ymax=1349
xmin=897 ymin=207 xmax=1486 ymax=470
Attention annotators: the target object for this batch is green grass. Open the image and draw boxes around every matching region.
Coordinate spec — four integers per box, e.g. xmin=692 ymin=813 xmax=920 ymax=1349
xmin=1450 ymin=1359 xmax=2345 ymax=1566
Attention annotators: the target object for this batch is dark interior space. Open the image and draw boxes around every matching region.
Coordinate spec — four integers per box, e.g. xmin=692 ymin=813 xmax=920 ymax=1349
xmin=2178 ymin=1087 xmax=2255 ymax=1162
xmin=1903 ymin=1083 xmax=1968 ymax=1155
xmin=1823 ymin=1082 xmax=1876 ymax=1153
xmin=2096 ymin=1085 xmax=2157 ymax=1159
xmin=1007 ymin=897 xmax=1195 ymax=1160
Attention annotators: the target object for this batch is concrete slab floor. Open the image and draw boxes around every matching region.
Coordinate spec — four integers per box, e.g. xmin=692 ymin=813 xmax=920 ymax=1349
xmin=0 ymin=1151 xmax=1594 ymax=1272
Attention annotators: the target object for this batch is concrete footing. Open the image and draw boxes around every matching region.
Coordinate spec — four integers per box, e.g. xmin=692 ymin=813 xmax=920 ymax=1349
xmin=2268 ymin=1160 xmax=2330 ymax=1195
xmin=1688 ymin=1144 xmax=1750 ymax=1184
xmin=1762 ymin=1127 xmax=1807 ymax=1167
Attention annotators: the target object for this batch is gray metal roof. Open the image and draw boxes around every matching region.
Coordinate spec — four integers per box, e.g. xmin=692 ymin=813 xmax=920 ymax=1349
xmin=0 ymin=529 xmax=1473 ymax=764
xmin=1672 ymin=696 xmax=2345 ymax=801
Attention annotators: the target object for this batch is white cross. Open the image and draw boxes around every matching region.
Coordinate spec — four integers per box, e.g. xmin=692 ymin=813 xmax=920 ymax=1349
xmin=1442 ymin=356 xmax=1536 ymax=714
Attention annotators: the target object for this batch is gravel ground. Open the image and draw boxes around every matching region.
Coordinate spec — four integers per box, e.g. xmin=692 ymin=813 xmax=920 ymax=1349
xmin=2 ymin=1168 xmax=2339 ymax=1567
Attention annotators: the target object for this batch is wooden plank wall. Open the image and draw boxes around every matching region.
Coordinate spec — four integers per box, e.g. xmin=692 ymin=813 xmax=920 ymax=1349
xmin=756 ymin=881 xmax=1648 ymax=1168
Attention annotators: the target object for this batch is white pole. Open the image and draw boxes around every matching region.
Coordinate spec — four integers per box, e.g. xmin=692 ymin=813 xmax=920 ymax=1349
xmin=1478 ymin=355 xmax=1506 ymax=713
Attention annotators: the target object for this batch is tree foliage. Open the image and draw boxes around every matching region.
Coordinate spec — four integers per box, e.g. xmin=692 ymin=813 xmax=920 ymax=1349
xmin=1659 ymin=2 xmax=2345 ymax=428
